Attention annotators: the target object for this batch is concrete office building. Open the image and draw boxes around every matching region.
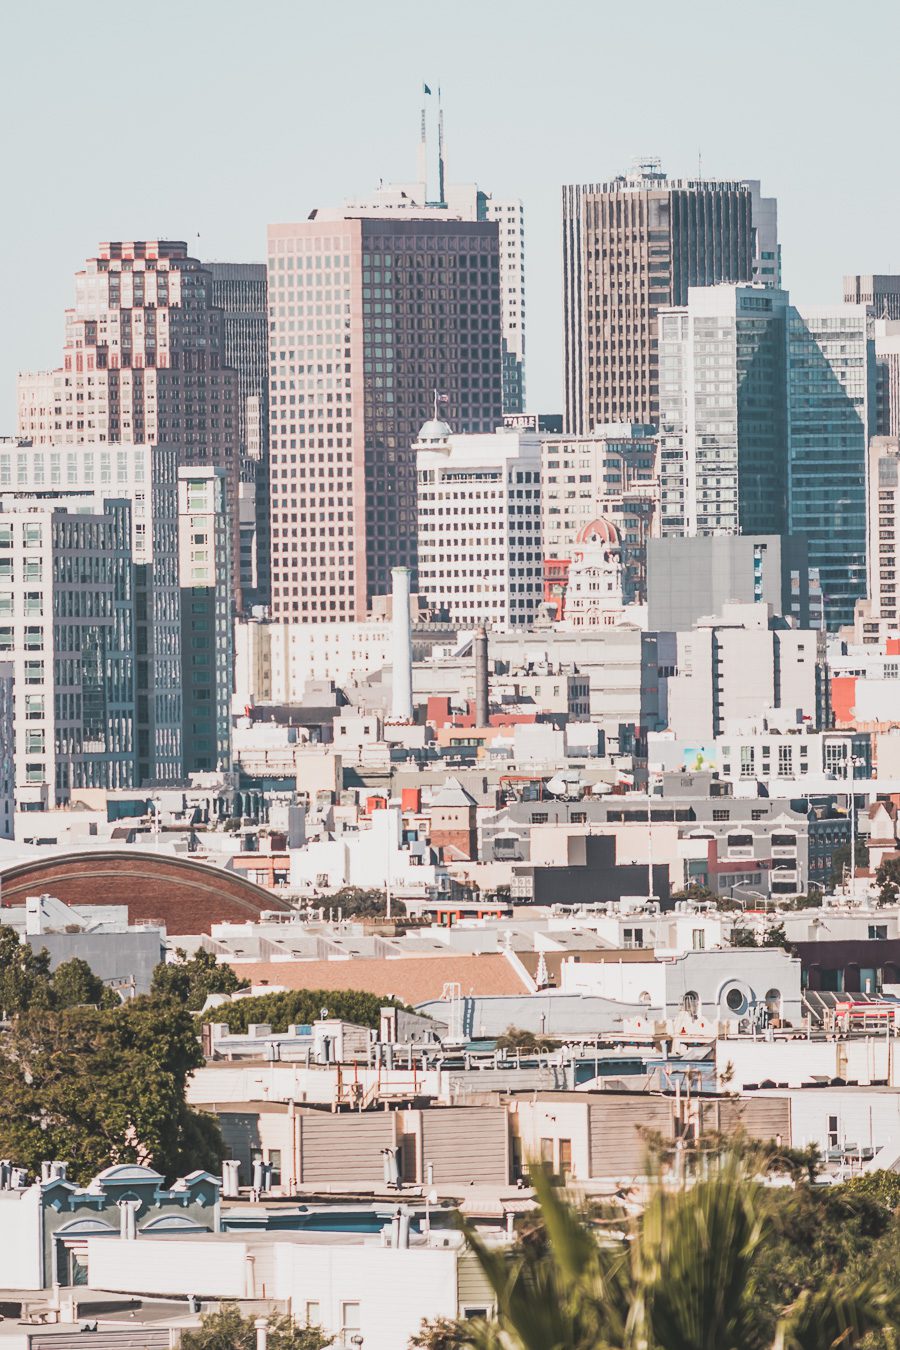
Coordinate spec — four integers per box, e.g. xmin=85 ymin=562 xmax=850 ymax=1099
xmin=0 ymin=661 xmax=13 ymax=839
xmin=416 ymin=420 xmax=542 ymax=627
xmin=266 ymin=214 xmax=503 ymax=623
xmin=0 ymin=438 xmax=182 ymax=785
xmin=662 ymin=604 xmax=827 ymax=743
xmin=342 ymin=98 xmax=526 ymax=413
xmin=787 ymin=304 xmax=873 ymax=629
xmin=658 ymin=285 xmax=790 ymax=537
xmin=206 ymin=262 xmax=270 ymax=607
xmin=562 ymin=163 xmax=775 ymax=432
xmin=17 ymin=241 xmax=243 ymax=603
xmin=647 ymin=534 xmax=811 ymax=631
xmin=178 ymin=468 xmax=232 ymax=774
xmin=854 ymin=436 xmax=900 ymax=640
xmin=541 ymin=424 xmax=659 ymax=612
xmin=0 ymin=495 xmax=136 ymax=810
xmin=871 ymin=319 xmax=900 ymax=438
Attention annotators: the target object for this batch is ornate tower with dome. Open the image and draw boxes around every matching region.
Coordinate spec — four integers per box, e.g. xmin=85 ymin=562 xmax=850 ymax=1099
xmin=558 ymin=517 xmax=627 ymax=628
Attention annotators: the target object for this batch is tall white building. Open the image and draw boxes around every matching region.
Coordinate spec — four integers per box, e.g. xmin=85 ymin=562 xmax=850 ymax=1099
xmin=416 ymin=420 xmax=542 ymax=628
xmin=178 ymin=468 xmax=232 ymax=774
xmin=0 ymin=438 xmax=182 ymax=783
xmin=0 ymin=494 xmax=136 ymax=810
xmin=854 ymin=436 xmax=900 ymax=642
xmin=0 ymin=661 xmax=13 ymax=839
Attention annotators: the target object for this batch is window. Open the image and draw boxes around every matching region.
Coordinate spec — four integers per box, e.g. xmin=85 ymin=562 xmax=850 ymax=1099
xmin=624 ymin=927 xmax=644 ymax=948
xmin=725 ymin=987 xmax=745 ymax=1012
xmin=305 ymin=1304 xmax=321 ymax=1327
xmin=692 ymin=929 xmax=706 ymax=950
xmin=828 ymin=1115 xmax=839 ymax=1149
xmin=340 ymin=1302 xmax=361 ymax=1343
xmin=268 ymin=1148 xmax=282 ymax=1186
xmin=681 ymin=991 xmax=700 ymax=1017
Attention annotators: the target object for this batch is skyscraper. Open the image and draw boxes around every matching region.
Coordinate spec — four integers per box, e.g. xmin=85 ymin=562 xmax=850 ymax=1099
xmin=0 ymin=439 xmax=182 ymax=786
xmin=206 ymin=262 xmax=270 ymax=609
xmin=267 ymin=214 xmax=503 ymax=622
xmin=178 ymin=467 xmax=232 ymax=773
xmin=17 ymin=241 xmax=243 ymax=603
xmin=658 ymin=285 xmax=789 ymax=538
xmin=654 ymin=285 xmax=872 ymax=630
xmin=0 ymin=493 xmax=136 ymax=809
xmin=341 ymin=92 xmax=526 ymax=413
xmin=416 ymin=420 xmax=542 ymax=627
xmin=562 ymin=163 xmax=775 ymax=433
xmin=787 ymin=304 xmax=873 ymax=629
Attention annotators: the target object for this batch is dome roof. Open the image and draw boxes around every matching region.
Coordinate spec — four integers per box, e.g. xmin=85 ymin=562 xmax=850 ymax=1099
xmin=576 ymin=516 xmax=620 ymax=547
xmin=416 ymin=417 xmax=453 ymax=443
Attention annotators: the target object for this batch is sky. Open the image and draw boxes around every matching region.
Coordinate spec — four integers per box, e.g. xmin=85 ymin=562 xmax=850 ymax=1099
xmin=3 ymin=0 xmax=900 ymax=429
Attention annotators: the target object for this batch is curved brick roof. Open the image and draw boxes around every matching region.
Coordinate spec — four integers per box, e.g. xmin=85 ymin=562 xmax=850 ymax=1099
xmin=0 ymin=850 xmax=292 ymax=935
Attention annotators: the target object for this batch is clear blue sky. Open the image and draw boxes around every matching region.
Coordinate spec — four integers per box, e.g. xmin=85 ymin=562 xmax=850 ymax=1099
xmin=3 ymin=0 xmax=900 ymax=428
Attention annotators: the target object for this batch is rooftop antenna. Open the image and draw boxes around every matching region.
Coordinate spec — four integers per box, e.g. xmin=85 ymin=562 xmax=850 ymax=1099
xmin=418 ymin=82 xmax=431 ymax=196
xmin=698 ymin=149 xmax=702 ymax=181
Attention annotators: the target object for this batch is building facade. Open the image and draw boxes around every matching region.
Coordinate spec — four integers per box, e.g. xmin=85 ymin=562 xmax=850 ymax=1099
xmin=0 ymin=439 xmax=182 ymax=785
xmin=0 ymin=661 xmax=13 ymax=839
xmin=266 ymin=215 xmax=504 ymax=623
xmin=563 ymin=164 xmax=766 ymax=433
xmin=0 ymin=496 xmax=136 ymax=810
xmin=416 ymin=421 xmax=542 ymax=627
xmin=658 ymin=285 xmax=789 ymax=537
xmin=787 ymin=304 xmax=873 ymax=630
xmin=855 ymin=436 xmax=900 ymax=639
xmin=206 ymin=262 xmax=270 ymax=608
xmin=647 ymin=534 xmax=811 ymax=632
xmin=178 ymin=468 xmax=232 ymax=773
xmin=17 ymin=241 xmax=243 ymax=604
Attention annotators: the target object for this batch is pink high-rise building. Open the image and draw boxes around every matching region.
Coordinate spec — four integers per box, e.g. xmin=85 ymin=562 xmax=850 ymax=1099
xmin=17 ymin=240 xmax=242 ymax=601
xmin=267 ymin=215 xmax=503 ymax=622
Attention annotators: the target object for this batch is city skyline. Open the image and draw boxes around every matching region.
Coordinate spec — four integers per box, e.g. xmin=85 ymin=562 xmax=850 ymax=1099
xmin=5 ymin=0 xmax=900 ymax=430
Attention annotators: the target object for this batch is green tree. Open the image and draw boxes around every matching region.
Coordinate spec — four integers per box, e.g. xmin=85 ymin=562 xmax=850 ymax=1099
xmin=427 ymin=1157 xmax=899 ymax=1350
xmin=151 ymin=948 xmax=249 ymax=1011
xmin=496 ymin=1026 xmax=561 ymax=1053
xmin=876 ymin=858 xmax=900 ymax=907
xmin=50 ymin=957 xmax=115 ymax=1009
xmin=729 ymin=925 xmax=759 ymax=948
xmin=0 ymin=926 xmax=53 ymax=1017
xmin=0 ymin=997 xmax=223 ymax=1183
xmin=181 ymin=1306 xmax=332 ymax=1350
xmin=201 ymin=987 xmax=411 ymax=1034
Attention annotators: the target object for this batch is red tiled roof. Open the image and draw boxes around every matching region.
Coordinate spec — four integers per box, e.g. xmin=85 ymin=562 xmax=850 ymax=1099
xmin=231 ymin=954 xmax=531 ymax=1003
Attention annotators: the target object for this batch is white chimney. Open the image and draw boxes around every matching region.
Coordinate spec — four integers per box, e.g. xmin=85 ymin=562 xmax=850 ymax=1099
xmin=391 ymin=567 xmax=414 ymax=723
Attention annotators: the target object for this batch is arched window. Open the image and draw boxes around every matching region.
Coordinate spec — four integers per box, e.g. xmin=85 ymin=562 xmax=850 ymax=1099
xmin=681 ymin=990 xmax=700 ymax=1017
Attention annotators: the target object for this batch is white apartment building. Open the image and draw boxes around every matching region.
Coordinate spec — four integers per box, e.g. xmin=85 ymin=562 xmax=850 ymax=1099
xmin=854 ymin=436 xmax=900 ymax=642
xmin=0 ymin=495 xmax=136 ymax=809
xmin=662 ymin=603 xmax=826 ymax=743
xmin=0 ymin=438 xmax=181 ymax=783
xmin=416 ymin=421 xmax=542 ymax=627
xmin=0 ymin=661 xmax=13 ymax=839
xmin=650 ymin=725 xmax=869 ymax=794
xmin=178 ymin=468 xmax=232 ymax=773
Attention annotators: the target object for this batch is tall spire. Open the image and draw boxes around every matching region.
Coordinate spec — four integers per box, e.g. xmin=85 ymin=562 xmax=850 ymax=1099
xmin=417 ymin=101 xmax=427 ymax=194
